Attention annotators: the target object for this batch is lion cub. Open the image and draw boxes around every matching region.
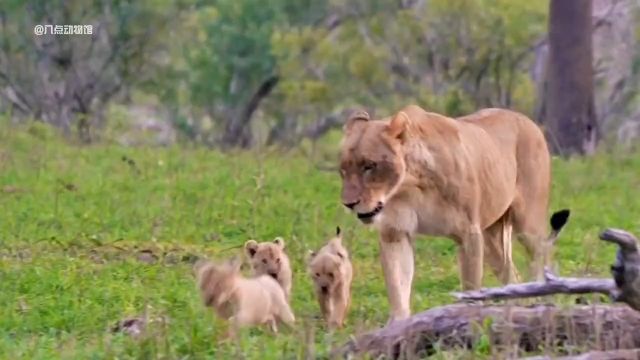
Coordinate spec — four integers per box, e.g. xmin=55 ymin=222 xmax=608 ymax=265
xmin=308 ymin=226 xmax=353 ymax=329
xmin=244 ymin=237 xmax=292 ymax=301
xmin=194 ymin=257 xmax=295 ymax=336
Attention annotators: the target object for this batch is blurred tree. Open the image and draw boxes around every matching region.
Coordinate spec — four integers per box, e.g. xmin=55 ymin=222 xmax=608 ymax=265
xmin=542 ymin=0 xmax=598 ymax=155
xmin=270 ymin=0 xmax=548 ymax=145
xmin=0 ymin=0 xmax=186 ymax=143
xmin=182 ymin=0 xmax=328 ymax=148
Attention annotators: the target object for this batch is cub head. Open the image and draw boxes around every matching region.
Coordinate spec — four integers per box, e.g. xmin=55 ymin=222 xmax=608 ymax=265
xmin=244 ymin=237 xmax=288 ymax=281
xmin=194 ymin=257 xmax=241 ymax=307
xmin=339 ymin=110 xmax=409 ymax=224
xmin=308 ymin=227 xmax=348 ymax=295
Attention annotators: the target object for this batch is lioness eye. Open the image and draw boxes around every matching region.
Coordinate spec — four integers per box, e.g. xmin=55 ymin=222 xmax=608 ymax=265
xmin=328 ymin=272 xmax=334 ymax=279
xmin=276 ymin=258 xmax=280 ymax=264
xmin=315 ymin=272 xmax=320 ymax=277
xmin=262 ymin=259 xmax=267 ymax=264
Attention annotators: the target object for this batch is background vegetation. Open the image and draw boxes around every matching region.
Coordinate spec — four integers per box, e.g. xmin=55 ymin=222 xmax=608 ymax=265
xmin=1 ymin=0 xmax=639 ymax=150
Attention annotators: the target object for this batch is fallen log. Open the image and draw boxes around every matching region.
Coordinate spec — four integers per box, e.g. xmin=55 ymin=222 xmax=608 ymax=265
xmin=522 ymin=348 xmax=640 ymax=360
xmin=336 ymin=304 xmax=640 ymax=359
xmin=335 ymin=228 xmax=640 ymax=358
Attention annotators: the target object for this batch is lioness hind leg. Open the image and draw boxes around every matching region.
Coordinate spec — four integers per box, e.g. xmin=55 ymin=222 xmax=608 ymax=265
xmin=483 ymin=212 xmax=520 ymax=284
xmin=511 ymin=196 xmax=548 ymax=281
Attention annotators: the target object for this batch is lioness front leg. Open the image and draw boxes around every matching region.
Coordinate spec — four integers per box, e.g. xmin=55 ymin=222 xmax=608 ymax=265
xmin=457 ymin=225 xmax=484 ymax=290
xmin=379 ymin=229 xmax=414 ymax=323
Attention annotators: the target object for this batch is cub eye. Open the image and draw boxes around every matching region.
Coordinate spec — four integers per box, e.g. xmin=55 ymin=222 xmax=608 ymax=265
xmin=363 ymin=162 xmax=376 ymax=172
xmin=315 ymin=272 xmax=320 ymax=277
xmin=262 ymin=259 xmax=267 ymax=264
xmin=276 ymin=258 xmax=280 ymax=264
xmin=328 ymin=272 xmax=334 ymax=279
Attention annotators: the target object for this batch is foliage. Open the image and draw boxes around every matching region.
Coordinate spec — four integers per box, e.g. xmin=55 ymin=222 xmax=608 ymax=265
xmin=1 ymin=126 xmax=640 ymax=358
xmin=0 ymin=0 xmax=188 ymax=141
xmin=269 ymin=0 xmax=548 ymax=141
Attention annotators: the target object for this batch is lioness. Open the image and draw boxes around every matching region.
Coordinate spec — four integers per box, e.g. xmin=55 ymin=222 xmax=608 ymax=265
xmin=339 ymin=105 xmax=552 ymax=322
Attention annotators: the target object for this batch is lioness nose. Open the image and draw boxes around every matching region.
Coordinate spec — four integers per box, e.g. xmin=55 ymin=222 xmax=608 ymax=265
xmin=343 ymin=200 xmax=359 ymax=209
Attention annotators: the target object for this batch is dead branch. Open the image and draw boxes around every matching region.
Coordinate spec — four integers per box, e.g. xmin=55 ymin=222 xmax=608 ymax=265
xmin=453 ymin=227 xmax=640 ymax=310
xmin=452 ymin=269 xmax=616 ymax=302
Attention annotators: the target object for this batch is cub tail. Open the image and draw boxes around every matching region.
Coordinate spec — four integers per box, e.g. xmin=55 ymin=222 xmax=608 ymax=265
xmin=194 ymin=260 xmax=217 ymax=307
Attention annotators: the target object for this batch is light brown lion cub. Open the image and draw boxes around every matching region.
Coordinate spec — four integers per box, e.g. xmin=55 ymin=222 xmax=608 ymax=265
xmin=308 ymin=227 xmax=353 ymax=329
xmin=244 ymin=237 xmax=292 ymax=301
xmin=194 ymin=257 xmax=295 ymax=337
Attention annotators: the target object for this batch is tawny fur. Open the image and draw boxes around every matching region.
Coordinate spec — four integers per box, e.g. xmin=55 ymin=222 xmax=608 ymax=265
xmin=194 ymin=258 xmax=295 ymax=336
xmin=308 ymin=227 xmax=353 ymax=329
xmin=339 ymin=105 xmax=553 ymax=323
xmin=244 ymin=238 xmax=292 ymax=301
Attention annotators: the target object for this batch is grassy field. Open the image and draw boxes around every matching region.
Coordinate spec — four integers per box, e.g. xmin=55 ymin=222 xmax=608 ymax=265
xmin=1 ymin=122 xmax=640 ymax=359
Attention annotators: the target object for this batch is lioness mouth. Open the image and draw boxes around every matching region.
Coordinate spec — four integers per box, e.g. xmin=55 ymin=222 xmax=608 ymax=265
xmin=357 ymin=203 xmax=384 ymax=223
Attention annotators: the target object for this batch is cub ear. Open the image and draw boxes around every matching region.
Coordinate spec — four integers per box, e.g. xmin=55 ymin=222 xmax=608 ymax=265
xmin=244 ymin=240 xmax=258 ymax=257
xmin=387 ymin=111 xmax=409 ymax=140
xmin=306 ymin=250 xmax=317 ymax=264
xmin=344 ymin=110 xmax=370 ymax=134
xmin=273 ymin=237 xmax=285 ymax=249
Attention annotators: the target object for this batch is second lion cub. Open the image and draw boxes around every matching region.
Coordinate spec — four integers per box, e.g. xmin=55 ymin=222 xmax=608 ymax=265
xmin=308 ymin=226 xmax=353 ymax=329
xmin=244 ymin=237 xmax=292 ymax=301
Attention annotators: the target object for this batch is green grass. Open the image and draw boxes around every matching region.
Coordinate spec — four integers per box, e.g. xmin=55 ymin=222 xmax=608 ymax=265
xmin=1 ymin=122 xmax=639 ymax=359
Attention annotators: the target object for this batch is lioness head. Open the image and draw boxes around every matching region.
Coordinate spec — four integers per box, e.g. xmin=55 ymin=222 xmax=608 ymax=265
xmin=244 ymin=237 xmax=288 ymax=281
xmin=339 ymin=110 xmax=408 ymax=224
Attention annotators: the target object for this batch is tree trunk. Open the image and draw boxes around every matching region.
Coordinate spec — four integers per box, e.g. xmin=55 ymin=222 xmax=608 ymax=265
xmin=221 ymin=75 xmax=279 ymax=149
xmin=543 ymin=0 xmax=598 ymax=156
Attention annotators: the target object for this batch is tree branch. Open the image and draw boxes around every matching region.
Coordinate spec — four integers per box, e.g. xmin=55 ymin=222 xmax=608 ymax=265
xmin=452 ymin=269 xmax=616 ymax=302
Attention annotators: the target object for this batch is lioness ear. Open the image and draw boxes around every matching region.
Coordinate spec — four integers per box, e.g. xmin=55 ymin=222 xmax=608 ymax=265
xmin=273 ymin=237 xmax=285 ymax=249
xmin=344 ymin=110 xmax=370 ymax=134
xmin=387 ymin=111 xmax=409 ymax=140
xmin=244 ymin=240 xmax=258 ymax=257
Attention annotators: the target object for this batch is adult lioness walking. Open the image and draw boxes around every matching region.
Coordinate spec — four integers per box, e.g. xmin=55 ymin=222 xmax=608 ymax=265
xmin=339 ymin=105 xmax=551 ymax=323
